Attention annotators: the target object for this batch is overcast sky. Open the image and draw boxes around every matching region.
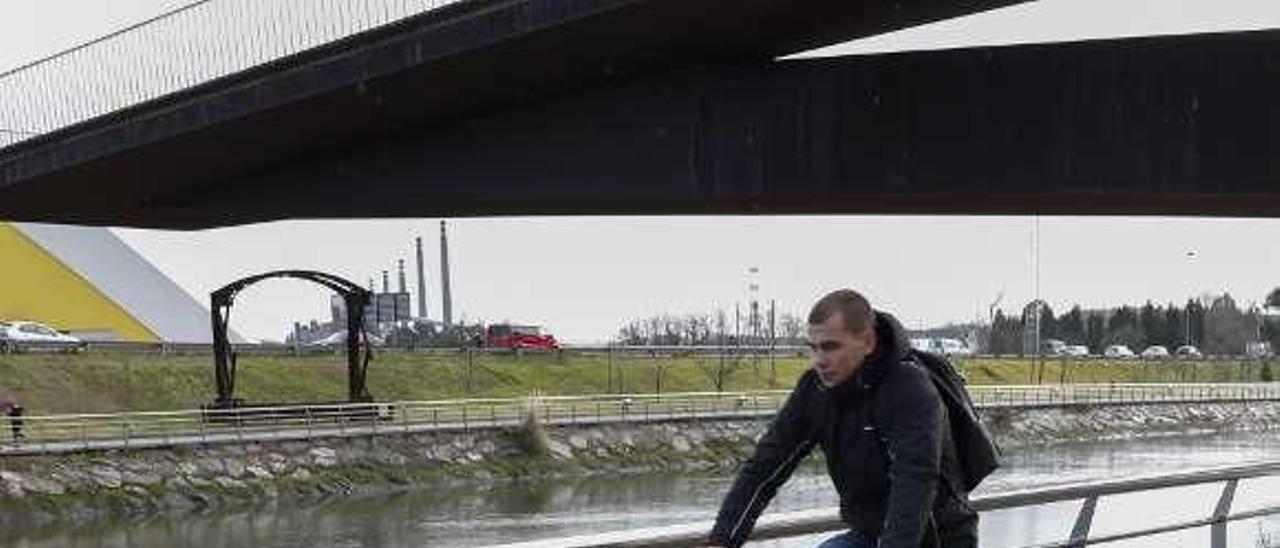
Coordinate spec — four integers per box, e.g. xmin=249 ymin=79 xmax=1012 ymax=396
xmin=4 ymin=1 xmax=1280 ymax=343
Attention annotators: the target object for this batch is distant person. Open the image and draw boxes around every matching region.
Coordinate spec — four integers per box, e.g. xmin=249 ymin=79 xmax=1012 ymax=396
xmin=704 ymin=289 xmax=979 ymax=548
xmin=0 ymin=396 xmax=23 ymax=441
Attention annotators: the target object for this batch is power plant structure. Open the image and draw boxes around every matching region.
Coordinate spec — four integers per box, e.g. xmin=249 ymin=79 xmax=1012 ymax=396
xmin=292 ymin=220 xmax=456 ymax=344
xmin=440 ymin=220 xmax=453 ymax=329
xmin=415 ymin=237 xmax=428 ymax=320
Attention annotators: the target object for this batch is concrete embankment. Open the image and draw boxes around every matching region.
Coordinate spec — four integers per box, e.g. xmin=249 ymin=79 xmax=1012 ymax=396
xmin=2 ymin=401 xmax=1279 ymax=527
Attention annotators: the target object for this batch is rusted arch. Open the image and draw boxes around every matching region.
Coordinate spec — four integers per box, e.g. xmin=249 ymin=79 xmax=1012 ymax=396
xmin=209 ymin=270 xmax=373 ymax=407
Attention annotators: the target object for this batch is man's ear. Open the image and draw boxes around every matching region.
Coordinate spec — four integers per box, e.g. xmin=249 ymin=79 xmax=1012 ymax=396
xmin=860 ymin=326 xmax=876 ymax=353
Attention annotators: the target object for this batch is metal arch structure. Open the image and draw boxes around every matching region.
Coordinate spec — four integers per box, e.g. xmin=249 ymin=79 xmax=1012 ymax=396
xmin=209 ymin=270 xmax=373 ymax=408
xmin=4 ymin=0 xmax=1280 ymax=228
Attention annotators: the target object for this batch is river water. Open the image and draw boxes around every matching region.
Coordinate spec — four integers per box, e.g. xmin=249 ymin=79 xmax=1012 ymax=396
xmin=5 ymin=429 xmax=1280 ymax=548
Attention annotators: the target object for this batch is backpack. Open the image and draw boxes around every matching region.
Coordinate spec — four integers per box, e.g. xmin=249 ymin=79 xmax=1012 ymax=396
xmin=905 ymin=349 xmax=1001 ymax=492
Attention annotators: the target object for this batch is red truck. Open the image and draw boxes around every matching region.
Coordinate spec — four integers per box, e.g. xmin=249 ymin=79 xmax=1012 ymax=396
xmin=485 ymin=324 xmax=560 ymax=349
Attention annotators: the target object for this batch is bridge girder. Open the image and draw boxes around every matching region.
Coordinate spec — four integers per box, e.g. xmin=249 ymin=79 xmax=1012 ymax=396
xmin=1 ymin=4 xmax=1278 ymax=227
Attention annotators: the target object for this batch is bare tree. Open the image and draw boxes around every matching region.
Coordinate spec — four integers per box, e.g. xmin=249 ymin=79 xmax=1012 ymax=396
xmin=779 ymin=313 xmax=806 ymax=345
xmin=698 ymin=353 xmax=743 ymax=392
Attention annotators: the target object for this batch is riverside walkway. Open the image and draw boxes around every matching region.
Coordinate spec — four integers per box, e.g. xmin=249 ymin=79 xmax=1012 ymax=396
xmin=3 ymin=383 xmax=1279 ymax=456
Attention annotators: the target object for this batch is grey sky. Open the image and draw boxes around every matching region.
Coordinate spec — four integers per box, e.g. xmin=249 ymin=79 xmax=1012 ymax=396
xmin=110 ymin=216 xmax=1280 ymax=343
xmin=4 ymin=1 xmax=1280 ymax=342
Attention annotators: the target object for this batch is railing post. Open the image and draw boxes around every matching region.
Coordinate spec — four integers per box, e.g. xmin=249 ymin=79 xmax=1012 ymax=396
xmin=1069 ymin=495 xmax=1099 ymax=547
xmin=1211 ymin=479 xmax=1239 ymax=548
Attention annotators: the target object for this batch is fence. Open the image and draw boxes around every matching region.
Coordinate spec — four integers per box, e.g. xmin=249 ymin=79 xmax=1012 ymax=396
xmin=1 ymin=340 xmax=1269 ymax=361
xmin=0 ymin=341 xmax=812 ymax=356
xmin=3 ymin=383 xmax=1279 ymax=456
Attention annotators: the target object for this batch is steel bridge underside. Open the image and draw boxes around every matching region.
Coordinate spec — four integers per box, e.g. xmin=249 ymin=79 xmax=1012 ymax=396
xmin=1 ymin=0 xmax=1278 ymax=228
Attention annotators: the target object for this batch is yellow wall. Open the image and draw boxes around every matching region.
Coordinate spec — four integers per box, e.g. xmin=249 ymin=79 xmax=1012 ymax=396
xmin=0 ymin=223 xmax=158 ymax=341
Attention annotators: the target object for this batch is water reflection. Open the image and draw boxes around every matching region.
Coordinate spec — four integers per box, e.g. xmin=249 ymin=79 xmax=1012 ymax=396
xmin=5 ymin=430 xmax=1280 ymax=548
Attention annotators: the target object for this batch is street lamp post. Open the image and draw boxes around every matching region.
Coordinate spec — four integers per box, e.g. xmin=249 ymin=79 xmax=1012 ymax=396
xmin=1184 ymin=251 xmax=1196 ymax=347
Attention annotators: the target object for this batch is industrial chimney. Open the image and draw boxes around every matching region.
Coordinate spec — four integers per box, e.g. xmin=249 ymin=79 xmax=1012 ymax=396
xmin=397 ymin=259 xmax=407 ymax=293
xmin=440 ymin=220 xmax=453 ymax=329
xmin=415 ymin=237 xmax=427 ymax=320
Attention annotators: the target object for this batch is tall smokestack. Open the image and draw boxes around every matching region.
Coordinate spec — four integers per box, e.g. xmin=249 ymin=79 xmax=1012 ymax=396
xmin=440 ymin=220 xmax=453 ymax=329
xmin=415 ymin=237 xmax=427 ymax=319
xmin=397 ymin=259 xmax=407 ymax=293
xmin=382 ymin=270 xmax=389 ymax=293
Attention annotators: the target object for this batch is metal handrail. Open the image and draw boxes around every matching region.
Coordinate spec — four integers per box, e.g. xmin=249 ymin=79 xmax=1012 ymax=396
xmin=2 ymin=384 xmax=1278 ymax=455
xmin=484 ymin=460 xmax=1280 ymax=548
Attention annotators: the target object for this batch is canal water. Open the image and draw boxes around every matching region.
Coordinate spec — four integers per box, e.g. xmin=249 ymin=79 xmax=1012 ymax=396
xmin=5 ymin=429 xmax=1280 ymax=548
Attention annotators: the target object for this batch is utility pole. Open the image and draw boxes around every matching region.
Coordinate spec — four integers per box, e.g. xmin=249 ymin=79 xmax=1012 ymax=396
xmin=988 ymin=289 xmax=1004 ymax=354
xmin=769 ymin=299 xmax=777 ymax=387
xmin=1184 ymin=251 xmax=1197 ymax=346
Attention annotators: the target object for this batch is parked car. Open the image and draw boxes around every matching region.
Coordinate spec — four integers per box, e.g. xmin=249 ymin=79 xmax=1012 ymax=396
xmin=1103 ymin=344 xmax=1136 ymax=359
xmin=0 ymin=320 xmax=82 ymax=352
xmin=1245 ymin=341 xmax=1274 ymax=359
xmin=485 ymin=324 xmax=559 ymax=349
xmin=1140 ymin=345 xmax=1170 ymax=359
xmin=1174 ymin=345 xmax=1202 ymax=359
xmin=935 ymin=337 xmax=974 ymax=357
xmin=1064 ymin=345 xmax=1091 ymax=357
xmin=1041 ymin=338 xmax=1067 ymax=356
xmin=911 ymin=337 xmax=975 ymax=357
xmin=305 ymin=330 xmax=383 ymax=348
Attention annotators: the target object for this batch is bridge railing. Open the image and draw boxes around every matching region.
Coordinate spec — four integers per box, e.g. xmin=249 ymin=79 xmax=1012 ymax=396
xmin=0 ymin=0 xmax=468 ymax=150
xmin=482 ymin=460 xmax=1280 ymax=548
xmin=2 ymin=383 xmax=1279 ymax=455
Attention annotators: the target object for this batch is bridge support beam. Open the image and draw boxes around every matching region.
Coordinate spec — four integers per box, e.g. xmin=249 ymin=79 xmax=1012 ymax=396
xmin=4 ymin=29 xmax=1280 ymax=226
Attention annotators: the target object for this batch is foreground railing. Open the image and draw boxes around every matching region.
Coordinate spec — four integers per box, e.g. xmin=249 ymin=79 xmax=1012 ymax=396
xmin=2 ymin=384 xmax=1278 ymax=455
xmin=485 ymin=460 xmax=1280 ymax=548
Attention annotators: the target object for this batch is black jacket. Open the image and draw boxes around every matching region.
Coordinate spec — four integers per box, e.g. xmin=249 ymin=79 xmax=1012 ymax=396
xmin=708 ymin=312 xmax=977 ymax=548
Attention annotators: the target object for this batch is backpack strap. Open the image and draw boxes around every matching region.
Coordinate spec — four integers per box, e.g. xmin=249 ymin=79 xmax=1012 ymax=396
xmin=865 ymin=358 xmax=947 ymax=548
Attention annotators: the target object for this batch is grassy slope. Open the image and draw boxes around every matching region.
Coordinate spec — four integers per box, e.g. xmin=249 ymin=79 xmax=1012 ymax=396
xmin=0 ymin=352 xmax=1271 ymax=414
